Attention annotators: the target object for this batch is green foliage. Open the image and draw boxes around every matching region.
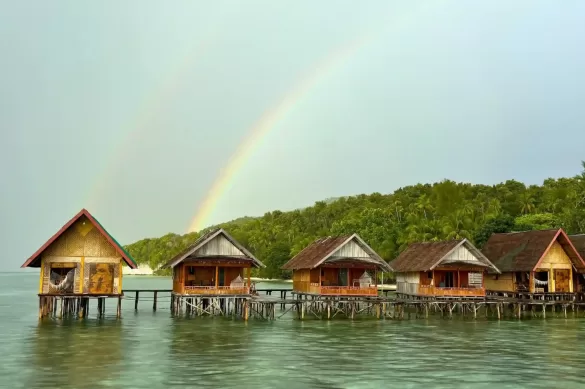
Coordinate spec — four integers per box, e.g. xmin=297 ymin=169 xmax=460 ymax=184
xmin=514 ymin=213 xmax=560 ymax=231
xmin=472 ymin=214 xmax=515 ymax=249
xmin=124 ymin=162 xmax=585 ymax=279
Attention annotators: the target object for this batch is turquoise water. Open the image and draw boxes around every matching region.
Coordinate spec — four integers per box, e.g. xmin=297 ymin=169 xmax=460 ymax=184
xmin=2 ymin=273 xmax=585 ymax=388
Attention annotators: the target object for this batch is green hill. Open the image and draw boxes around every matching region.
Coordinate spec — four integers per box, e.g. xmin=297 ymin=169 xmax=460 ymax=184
xmin=124 ymin=162 xmax=585 ymax=279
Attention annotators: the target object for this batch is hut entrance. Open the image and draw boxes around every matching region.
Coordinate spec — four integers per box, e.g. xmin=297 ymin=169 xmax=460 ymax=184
xmin=218 ymin=268 xmax=225 ymax=287
xmin=534 ymin=271 xmax=549 ymax=293
xmin=49 ymin=263 xmax=76 ymax=294
xmin=89 ymin=263 xmax=114 ymax=294
xmin=443 ymin=271 xmax=455 ymax=288
xmin=554 ymin=269 xmax=571 ymax=292
xmin=338 ymin=268 xmax=348 ymax=286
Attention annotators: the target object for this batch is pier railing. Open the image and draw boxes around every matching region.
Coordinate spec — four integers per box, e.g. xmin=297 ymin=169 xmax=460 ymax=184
xmin=418 ymin=285 xmax=485 ymax=297
xmin=184 ymin=285 xmax=250 ymax=295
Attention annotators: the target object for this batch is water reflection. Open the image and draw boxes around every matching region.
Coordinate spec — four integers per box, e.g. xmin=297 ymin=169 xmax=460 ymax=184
xmin=5 ymin=274 xmax=585 ymax=389
xmin=166 ymin=318 xmax=253 ymax=387
xmin=26 ymin=319 xmax=125 ymax=389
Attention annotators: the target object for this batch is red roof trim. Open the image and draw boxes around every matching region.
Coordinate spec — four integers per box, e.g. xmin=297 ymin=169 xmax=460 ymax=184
xmin=532 ymin=228 xmax=585 ymax=271
xmin=21 ymin=209 xmax=136 ymax=269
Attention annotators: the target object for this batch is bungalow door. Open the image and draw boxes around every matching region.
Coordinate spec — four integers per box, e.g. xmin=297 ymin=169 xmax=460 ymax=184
xmin=554 ymin=269 xmax=571 ymax=293
xmin=338 ymin=268 xmax=348 ymax=286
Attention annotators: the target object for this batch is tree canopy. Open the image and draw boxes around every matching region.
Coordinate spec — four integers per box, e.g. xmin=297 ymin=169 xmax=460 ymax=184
xmin=125 ymin=162 xmax=585 ymax=279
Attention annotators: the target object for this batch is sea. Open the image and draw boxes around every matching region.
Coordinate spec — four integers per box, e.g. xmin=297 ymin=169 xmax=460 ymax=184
xmin=1 ymin=272 xmax=585 ymax=389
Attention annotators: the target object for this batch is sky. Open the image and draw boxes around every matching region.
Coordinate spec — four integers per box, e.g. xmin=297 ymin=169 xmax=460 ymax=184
xmin=1 ymin=1 xmax=585 ymax=270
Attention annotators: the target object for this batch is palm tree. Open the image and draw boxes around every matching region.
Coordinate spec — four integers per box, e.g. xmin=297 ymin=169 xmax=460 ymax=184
xmin=520 ymin=191 xmax=535 ymax=214
xmin=442 ymin=210 xmax=471 ymax=240
xmin=416 ymin=195 xmax=434 ymax=220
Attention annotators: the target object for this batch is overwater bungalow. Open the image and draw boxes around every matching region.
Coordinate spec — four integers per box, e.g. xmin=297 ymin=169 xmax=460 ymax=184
xmin=390 ymin=239 xmax=499 ymax=298
xmin=161 ymin=228 xmax=264 ymax=297
xmin=281 ymin=234 xmax=391 ymax=296
xmin=21 ymin=208 xmax=137 ymax=318
xmin=482 ymin=229 xmax=585 ymax=296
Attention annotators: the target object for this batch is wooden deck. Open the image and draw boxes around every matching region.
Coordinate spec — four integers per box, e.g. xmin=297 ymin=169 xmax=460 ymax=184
xmin=293 ymin=281 xmax=378 ymax=296
xmin=183 ymin=286 xmax=250 ymax=295
xmin=418 ymin=285 xmax=485 ymax=297
xmin=37 ymin=287 xmax=585 ymax=321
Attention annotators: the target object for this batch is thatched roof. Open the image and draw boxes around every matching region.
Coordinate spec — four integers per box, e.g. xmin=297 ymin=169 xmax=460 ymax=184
xmin=161 ymin=228 xmax=264 ymax=269
xmin=570 ymin=234 xmax=585 ymax=261
xmin=281 ymin=233 xmax=391 ymax=271
xmin=482 ymin=229 xmax=585 ymax=273
xmin=389 ymin=239 xmax=499 ymax=273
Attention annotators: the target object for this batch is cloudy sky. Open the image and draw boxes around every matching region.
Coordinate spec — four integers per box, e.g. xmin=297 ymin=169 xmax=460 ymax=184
xmin=1 ymin=1 xmax=585 ymax=269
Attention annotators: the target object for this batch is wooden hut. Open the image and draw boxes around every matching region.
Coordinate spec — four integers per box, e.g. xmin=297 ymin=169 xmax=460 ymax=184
xmin=390 ymin=239 xmax=499 ymax=298
xmin=21 ymin=209 xmax=137 ymax=318
xmin=281 ymin=234 xmax=391 ymax=297
xmin=161 ymin=228 xmax=263 ymax=310
xmin=482 ymin=229 xmax=585 ymax=295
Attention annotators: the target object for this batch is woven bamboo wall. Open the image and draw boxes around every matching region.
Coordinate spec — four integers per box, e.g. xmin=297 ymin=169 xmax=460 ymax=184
xmin=40 ymin=215 xmax=122 ymax=295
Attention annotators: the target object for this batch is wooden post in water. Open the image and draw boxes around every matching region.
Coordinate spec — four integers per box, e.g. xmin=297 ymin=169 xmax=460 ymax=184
xmin=135 ymin=291 xmax=139 ymax=310
xmin=117 ymin=296 xmax=122 ymax=319
xmin=153 ymin=291 xmax=158 ymax=311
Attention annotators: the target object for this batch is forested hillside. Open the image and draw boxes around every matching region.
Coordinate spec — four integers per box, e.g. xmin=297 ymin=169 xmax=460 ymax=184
xmin=125 ymin=162 xmax=585 ymax=279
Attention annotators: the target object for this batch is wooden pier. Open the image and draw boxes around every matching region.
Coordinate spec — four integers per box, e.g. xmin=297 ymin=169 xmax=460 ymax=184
xmin=36 ymin=287 xmax=585 ymax=321
xmin=38 ymin=295 xmax=123 ymax=319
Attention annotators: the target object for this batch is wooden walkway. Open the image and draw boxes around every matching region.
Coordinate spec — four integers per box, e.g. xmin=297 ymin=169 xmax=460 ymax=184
xmin=41 ymin=288 xmax=585 ymax=321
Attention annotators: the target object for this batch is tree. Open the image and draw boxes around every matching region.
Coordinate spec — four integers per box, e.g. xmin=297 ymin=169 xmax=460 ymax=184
xmin=124 ymin=162 xmax=585 ymax=278
xmin=514 ymin=213 xmax=560 ymax=231
xmin=472 ymin=214 xmax=515 ymax=249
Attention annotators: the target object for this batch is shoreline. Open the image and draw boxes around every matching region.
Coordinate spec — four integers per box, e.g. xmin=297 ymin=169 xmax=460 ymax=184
xmin=120 ymin=274 xmax=396 ymax=289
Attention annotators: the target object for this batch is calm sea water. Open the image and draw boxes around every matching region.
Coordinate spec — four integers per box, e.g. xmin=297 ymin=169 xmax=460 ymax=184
xmin=1 ymin=272 xmax=585 ymax=389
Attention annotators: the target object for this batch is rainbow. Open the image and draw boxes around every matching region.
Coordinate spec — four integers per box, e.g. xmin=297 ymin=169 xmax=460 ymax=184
xmin=84 ymin=2 xmax=438 ymax=231
xmin=187 ymin=1 xmax=437 ymax=232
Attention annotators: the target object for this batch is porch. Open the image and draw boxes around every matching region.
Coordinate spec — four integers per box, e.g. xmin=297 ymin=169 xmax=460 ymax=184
xmin=293 ymin=266 xmax=378 ymax=296
xmin=307 ymin=282 xmax=378 ymax=296
xmin=507 ymin=269 xmax=575 ymax=294
xmin=183 ymin=285 xmax=250 ymax=295
xmin=173 ymin=263 xmax=252 ymax=296
xmin=418 ymin=284 xmax=485 ymax=297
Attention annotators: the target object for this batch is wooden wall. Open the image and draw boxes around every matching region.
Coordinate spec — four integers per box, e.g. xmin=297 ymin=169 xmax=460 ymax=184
xmin=396 ymin=272 xmax=420 ymax=294
xmin=538 ymin=242 xmax=573 ymax=292
xmin=39 ymin=216 xmax=123 ymax=295
xmin=321 ymin=268 xmax=338 ymax=285
xmin=173 ymin=264 xmax=185 ymax=294
xmin=538 ymin=242 xmax=572 ymax=270
xmin=292 ymin=269 xmax=311 ymax=293
xmin=484 ymin=272 xmax=515 ymax=292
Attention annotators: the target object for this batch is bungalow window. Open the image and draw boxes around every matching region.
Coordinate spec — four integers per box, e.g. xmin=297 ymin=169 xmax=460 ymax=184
xmin=427 ymin=272 xmax=432 ymax=280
